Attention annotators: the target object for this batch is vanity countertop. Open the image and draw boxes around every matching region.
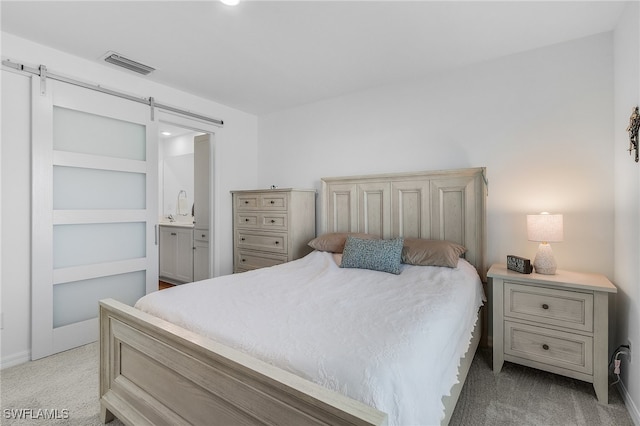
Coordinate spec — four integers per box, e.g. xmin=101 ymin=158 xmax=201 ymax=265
xmin=159 ymin=222 xmax=194 ymax=228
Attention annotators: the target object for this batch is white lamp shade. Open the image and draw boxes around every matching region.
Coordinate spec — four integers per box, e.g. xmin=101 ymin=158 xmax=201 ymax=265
xmin=527 ymin=213 xmax=563 ymax=243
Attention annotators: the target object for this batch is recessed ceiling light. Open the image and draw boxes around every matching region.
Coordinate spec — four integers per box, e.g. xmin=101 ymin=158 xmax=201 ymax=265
xmin=161 ymin=131 xmax=172 ymax=136
xmin=220 ymin=0 xmax=239 ymax=6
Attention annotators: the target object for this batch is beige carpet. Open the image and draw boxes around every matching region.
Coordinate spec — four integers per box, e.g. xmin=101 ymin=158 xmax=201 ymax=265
xmin=0 ymin=344 xmax=634 ymax=425
xmin=449 ymin=349 xmax=634 ymax=426
xmin=0 ymin=344 xmax=123 ymax=426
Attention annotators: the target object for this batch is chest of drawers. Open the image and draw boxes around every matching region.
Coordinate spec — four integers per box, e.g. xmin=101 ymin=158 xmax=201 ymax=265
xmin=488 ymin=264 xmax=617 ymax=404
xmin=231 ymin=189 xmax=316 ymax=273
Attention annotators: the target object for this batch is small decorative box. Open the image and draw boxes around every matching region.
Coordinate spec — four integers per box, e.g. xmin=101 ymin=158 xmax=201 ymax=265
xmin=507 ymin=255 xmax=533 ymax=274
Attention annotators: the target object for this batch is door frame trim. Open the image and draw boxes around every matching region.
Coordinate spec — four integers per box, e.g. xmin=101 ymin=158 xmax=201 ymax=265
xmin=157 ymin=111 xmax=219 ymax=278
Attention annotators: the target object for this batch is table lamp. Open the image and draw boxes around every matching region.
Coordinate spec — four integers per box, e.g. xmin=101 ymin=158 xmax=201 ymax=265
xmin=527 ymin=212 xmax=563 ymax=275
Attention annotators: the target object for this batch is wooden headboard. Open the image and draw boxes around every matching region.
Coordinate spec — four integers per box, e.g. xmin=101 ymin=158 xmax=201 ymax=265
xmin=321 ymin=167 xmax=487 ymax=279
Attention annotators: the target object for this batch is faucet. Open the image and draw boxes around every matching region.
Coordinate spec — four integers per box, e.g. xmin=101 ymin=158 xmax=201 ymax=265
xmin=168 ymin=214 xmax=175 ymax=222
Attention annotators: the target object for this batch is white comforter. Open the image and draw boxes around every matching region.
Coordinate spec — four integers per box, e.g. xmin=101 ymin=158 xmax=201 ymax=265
xmin=135 ymin=251 xmax=485 ymax=426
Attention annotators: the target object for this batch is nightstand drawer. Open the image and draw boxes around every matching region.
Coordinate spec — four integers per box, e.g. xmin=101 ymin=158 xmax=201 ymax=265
xmin=236 ymin=230 xmax=288 ymax=254
xmin=235 ymin=250 xmax=287 ymax=272
xmin=504 ymin=282 xmax=593 ymax=332
xmin=505 ymin=321 xmax=593 ymax=374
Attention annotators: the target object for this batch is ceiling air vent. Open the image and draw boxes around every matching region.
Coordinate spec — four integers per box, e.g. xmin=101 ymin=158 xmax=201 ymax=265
xmin=103 ymin=52 xmax=155 ymax=75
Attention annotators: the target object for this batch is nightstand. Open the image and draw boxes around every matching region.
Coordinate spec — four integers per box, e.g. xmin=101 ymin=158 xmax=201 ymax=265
xmin=488 ymin=264 xmax=617 ymax=404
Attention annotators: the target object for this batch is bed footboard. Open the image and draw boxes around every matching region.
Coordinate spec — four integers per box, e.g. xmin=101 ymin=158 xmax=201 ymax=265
xmin=99 ymin=298 xmax=387 ymax=426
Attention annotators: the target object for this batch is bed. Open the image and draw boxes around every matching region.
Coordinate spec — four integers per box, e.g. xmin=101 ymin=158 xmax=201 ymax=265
xmin=100 ymin=167 xmax=487 ymax=426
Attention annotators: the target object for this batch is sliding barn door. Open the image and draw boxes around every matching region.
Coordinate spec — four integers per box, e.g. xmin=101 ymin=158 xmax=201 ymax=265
xmin=31 ymin=78 xmax=158 ymax=359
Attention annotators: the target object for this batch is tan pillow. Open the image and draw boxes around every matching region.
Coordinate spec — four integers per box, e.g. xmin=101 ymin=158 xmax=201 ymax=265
xmin=401 ymin=238 xmax=467 ymax=268
xmin=308 ymin=232 xmax=378 ymax=253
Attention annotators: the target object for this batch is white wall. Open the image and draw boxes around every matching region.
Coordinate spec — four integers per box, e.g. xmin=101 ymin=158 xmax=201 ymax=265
xmin=613 ymin=2 xmax=640 ymax=423
xmin=1 ymin=69 xmax=32 ymax=367
xmin=0 ymin=33 xmax=259 ymax=367
xmin=258 ymin=33 xmax=615 ymax=278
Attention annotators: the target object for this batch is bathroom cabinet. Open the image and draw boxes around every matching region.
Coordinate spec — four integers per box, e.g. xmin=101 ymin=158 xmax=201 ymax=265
xmin=159 ymin=225 xmax=194 ymax=283
xmin=193 ymin=229 xmax=209 ymax=282
xmin=193 ymin=134 xmax=211 ymax=280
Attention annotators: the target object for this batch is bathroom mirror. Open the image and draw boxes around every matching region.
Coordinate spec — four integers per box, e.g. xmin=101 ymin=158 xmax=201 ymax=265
xmin=162 ymin=153 xmax=194 ymax=218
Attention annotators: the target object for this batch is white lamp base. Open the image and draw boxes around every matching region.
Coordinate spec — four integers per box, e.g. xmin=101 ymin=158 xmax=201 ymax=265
xmin=533 ymin=243 xmax=557 ymax=274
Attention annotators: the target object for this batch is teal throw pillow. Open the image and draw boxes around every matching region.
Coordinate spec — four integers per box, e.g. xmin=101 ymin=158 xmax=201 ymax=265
xmin=340 ymin=236 xmax=404 ymax=275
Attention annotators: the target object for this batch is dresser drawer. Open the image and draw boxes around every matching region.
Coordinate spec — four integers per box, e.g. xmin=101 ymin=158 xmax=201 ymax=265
xmin=235 ymin=212 xmax=288 ymax=231
xmin=235 ymin=193 xmax=288 ymax=211
xmin=235 ymin=250 xmax=287 ymax=272
xmin=504 ymin=282 xmax=593 ymax=332
xmin=505 ymin=321 xmax=593 ymax=374
xmin=236 ymin=230 xmax=288 ymax=254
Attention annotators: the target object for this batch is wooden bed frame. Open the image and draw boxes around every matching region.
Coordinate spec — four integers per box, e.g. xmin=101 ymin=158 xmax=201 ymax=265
xmin=100 ymin=167 xmax=487 ymax=425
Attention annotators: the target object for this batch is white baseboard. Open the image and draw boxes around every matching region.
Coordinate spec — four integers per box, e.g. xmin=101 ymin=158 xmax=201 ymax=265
xmin=618 ymin=379 xmax=640 ymax=426
xmin=0 ymin=350 xmax=30 ymax=370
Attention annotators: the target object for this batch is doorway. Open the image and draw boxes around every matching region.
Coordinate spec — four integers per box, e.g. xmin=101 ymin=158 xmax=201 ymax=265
xmin=157 ymin=116 xmax=217 ymax=283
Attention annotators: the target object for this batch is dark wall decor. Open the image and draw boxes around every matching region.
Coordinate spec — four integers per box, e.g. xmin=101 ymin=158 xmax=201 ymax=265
xmin=628 ymin=106 xmax=639 ymax=163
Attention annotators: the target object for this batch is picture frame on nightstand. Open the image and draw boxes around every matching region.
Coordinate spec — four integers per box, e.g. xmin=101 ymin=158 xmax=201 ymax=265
xmin=506 ymin=255 xmax=533 ymax=274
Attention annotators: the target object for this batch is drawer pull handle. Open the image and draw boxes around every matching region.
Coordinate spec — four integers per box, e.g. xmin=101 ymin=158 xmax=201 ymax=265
xmin=270 ymin=200 xmax=275 ymax=204
xmin=201 ymin=234 xmax=206 ymax=238
xmin=542 ymin=344 xmax=550 ymax=351
xmin=244 ymin=201 xmax=249 ymax=204
xmin=242 ymin=258 xmax=246 ymax=262
xmin=275 ymin=241 xmax=279 ymax=245
xmin=245 ymin=218 xmax=250 ymax=222
xmin=270 ymin=219 xmax=275 ymax=223
xmin=241 ymin=238 xmax=245 ymax=241
xmin=170 ymin=232 xmax=177 ymax=236
xmin=542 ymin=304 xmax=549 ymax=310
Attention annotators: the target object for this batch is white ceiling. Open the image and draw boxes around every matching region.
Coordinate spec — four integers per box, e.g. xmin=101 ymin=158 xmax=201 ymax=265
xmin=1 ymin=1 xmax=628 ymax=115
